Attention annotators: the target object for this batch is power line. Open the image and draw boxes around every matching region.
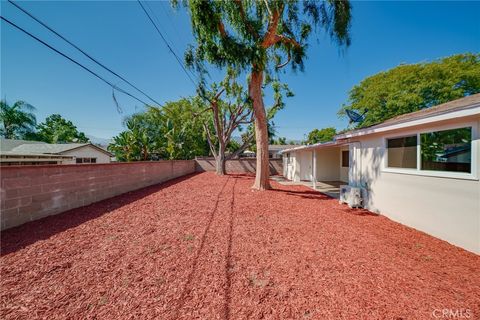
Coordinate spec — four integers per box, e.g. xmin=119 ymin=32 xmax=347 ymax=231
xmin=137 ymin=0 xmax=199 ymax=88
xmin=7 ymin=0 xmax=163 ymax=107
xmin=1 ymin=16 xmax=150 ymax=106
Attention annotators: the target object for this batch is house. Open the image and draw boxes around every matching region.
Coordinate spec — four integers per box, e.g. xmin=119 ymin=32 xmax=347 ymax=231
xmin=0 ymin=139 xmax=112 ymax=166
xmin=242 ymin=145 xmax=299 ymax=159
xmin=281 ymin=93 xmax=480 ymax=254
xmin=268 ymin=144 xmax=299 ymax=159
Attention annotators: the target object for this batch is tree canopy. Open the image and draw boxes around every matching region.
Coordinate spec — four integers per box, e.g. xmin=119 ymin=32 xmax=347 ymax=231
xmin=339 ymin=53 xmax=480 ymax=128
xmin=305 ymin=127 xmax=336 ymax=144
xmin=0 ymin=99 xmax=37 ymax=139
xmin=108 ymin=98 xmax=210 ymax=161
xmin=35 ymin=114 xmax=89 ymax=143
xmin=180 ymin=0 xmax=351 ymax=76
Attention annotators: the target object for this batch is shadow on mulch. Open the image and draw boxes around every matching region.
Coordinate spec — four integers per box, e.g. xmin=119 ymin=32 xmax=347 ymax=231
xmin=340 ymin=206 xmax=379 ymax=217
xmin=172 ymin=176 xmax=233 ymax=319
xmin=269 ymin=188 xmax=333 ymax=201
xmin=0 ymin=173 xmax=200 ymax=256
xmin=227 ymin=173 xmax=255 ymax=180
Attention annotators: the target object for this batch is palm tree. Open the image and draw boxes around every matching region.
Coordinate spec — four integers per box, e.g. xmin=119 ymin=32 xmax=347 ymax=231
xmin=0 ymin=99 xmax=37 ymax=139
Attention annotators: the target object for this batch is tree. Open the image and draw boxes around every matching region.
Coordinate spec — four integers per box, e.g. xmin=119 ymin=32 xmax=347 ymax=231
xmin=0 ymin=99 xmax=37 ymax=139
xmin=272 ymin=136 xmax=287 ymax=145
xmin=108 ymin=99 xmax=210 ymax=161
xmin=306 ymin=127 xmax=336 ymax=144
xmin=197 ymin=73 xmax=253 ymax=175
xmin=36 ymin=114 xmax=89 ymax=143
xmin=180 ymin=0 xmax=351 ymax=189
xmin=198 ymin=68 xmax=290 ymax=174
xmin=339 ymin=53 xmax=480 ymax=128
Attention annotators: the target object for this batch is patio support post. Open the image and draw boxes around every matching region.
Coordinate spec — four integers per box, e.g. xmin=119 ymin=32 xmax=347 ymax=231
xmin=312 ymin=150 xmax=317 ymax=190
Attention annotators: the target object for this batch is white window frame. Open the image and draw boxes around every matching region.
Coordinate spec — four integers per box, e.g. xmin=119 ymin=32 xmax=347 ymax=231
xmin=382 ymin=121 xmax=478 ymax=180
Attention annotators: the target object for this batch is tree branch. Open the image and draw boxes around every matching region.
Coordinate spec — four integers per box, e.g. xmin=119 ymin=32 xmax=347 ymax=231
xmin=263 ymin=0 xmax=272 ymax=17
xmin=193 ymin=106 xmax=213 ymax=117
xmin=276 ymin=50 xmax=291 ymax=69
xmin=261 ymin=7 xmax=282 ymax=48
xmin=203 ymin=122 xmax=217 ymax=158
xmin=218 ymin=20 xmax=227 ymax=38
xmin=227 ymin=131 xmax=254 ymax=160
xmin=234 ymin=0 xmax=259 ymax=39
xmin=276 ymin=34 xmax=301 ymax=48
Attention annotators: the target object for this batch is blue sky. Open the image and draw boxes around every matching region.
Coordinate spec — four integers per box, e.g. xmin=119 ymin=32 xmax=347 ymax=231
xmin=1 ymin=1 xmax=479 ymax=140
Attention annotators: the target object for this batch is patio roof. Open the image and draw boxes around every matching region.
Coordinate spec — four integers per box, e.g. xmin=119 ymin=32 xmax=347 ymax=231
xmin=279 ymin=140 xmax=347 ymax=154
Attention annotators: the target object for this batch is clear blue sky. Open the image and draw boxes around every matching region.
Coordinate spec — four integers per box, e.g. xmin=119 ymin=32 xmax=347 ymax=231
xmin=1 ymin=1 xmax=479 ymax=140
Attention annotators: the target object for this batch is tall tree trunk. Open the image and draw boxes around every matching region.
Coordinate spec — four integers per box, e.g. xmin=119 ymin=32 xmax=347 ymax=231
xmin=249 ymin=70 xmax=271 ymax=190
xmin=216 ymin=142 xmax=227 ymax=175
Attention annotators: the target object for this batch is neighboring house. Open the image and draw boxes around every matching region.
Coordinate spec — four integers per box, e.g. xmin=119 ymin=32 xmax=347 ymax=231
xmin=281 ymin=93 xmax=480 ymax=254
xmin=242 ymin=145 xmax=298 ymax=159
xmin=268 ymin=145 xmax=299 ymax=159
xmin=0 ymin=139 xmax=112 ymax=166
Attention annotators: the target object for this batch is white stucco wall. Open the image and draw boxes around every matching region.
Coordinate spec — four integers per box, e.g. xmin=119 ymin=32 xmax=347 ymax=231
xmin=349 ymin=116 xmax=480 ymax=253
xmin=62 ymin=145 xmax=111 ymax=164
xmin=299 ymin=151 xmax=313 ymax=181
xmin=314 ymin=147 xmax=340 ymax=181
xmin=290 ymin=152 xmax=300 ymax=182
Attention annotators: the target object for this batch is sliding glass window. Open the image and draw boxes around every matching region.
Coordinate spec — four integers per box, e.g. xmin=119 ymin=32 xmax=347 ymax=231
xmin=386 ymin=135 xmax=418 ymax=169
xmin=420 ymin=127 xmax=472 ymax=173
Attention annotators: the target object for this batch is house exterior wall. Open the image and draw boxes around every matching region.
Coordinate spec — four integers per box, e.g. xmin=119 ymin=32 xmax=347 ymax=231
xmin=0 ymin=161 xmax=195 ymax=230
xmin=298 ymin=151 xmax=313 ymax=181
xmin=349 ymin=116 xmax=480 ymax=253
xmin=339 ymin=147 xmax=349 ymax=182
xmin=292 ymin=152 xmax=300 ymax=182
xmin=61 ymin=145 xmax=111 ymax=164
xmin=314 ymin=147 xmax=340 ymax=181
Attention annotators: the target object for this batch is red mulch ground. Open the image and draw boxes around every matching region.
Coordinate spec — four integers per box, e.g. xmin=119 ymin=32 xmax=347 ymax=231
xmin=1 ymin=172 xmax=479 ymax=320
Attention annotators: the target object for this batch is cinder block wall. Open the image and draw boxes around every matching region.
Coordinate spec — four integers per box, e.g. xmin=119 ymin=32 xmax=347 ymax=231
xmin=0 ymin=161 xmax=195 ymax=230
xmin=195 ymin=158 xmax=283 ymax=175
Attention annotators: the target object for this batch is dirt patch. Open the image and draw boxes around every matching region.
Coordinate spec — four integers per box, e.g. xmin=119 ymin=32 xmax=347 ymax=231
xmin=1 ymin=172 xmax=479 ymax=319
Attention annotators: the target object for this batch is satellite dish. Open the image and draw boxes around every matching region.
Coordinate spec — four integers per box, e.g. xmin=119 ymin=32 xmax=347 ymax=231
xmin=346 ymin=109 xmax=368 ymax=124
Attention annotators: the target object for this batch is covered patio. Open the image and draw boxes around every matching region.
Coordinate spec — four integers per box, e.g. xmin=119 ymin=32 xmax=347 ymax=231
xmin=272 ymin=176 xmax=343 ymax=198
xmin=281 ymin=141 xmax=350 ymax=198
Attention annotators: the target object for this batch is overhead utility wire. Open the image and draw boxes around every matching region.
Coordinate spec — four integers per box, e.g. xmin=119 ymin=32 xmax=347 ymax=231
xmin=7 ymin=0 xmax=162 ymax=107
xmin=137 ymin=0 xmax=199 ymax=88
xmin=1 ymin=16 xmax=150 ymax=106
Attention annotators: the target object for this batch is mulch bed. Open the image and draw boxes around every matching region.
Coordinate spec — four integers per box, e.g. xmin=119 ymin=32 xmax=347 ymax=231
xmin=1 ymin=172 xmax=479 ymax=319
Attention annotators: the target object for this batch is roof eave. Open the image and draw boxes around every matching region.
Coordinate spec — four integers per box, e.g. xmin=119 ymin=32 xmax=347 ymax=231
xmin=335 ymin=104 xmax=480 ymax=140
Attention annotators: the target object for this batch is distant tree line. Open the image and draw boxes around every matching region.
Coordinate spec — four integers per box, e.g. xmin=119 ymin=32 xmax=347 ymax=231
xmin=0 ymin=99 xmax=89 ymax=143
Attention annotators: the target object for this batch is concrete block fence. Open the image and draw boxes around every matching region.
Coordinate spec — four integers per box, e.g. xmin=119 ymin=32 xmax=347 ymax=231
xmin=1 ymin=161 xmax=195 ymax=230
xmin=195 ymin=158 xmax=283 ymax=175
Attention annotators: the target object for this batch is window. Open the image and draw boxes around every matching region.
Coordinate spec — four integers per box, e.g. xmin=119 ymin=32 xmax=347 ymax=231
xmin=387 ymin=135 xmax=417 ymax=169
xmin=420 ymin=127 xmax=471 ymax=173
xmin=341 ymin=150 xmax=349 ymax=167
xmin=75 ymin=157 xmax=97 ymax=164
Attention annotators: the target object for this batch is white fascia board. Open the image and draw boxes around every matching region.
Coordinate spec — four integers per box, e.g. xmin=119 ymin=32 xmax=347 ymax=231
xmin=280 ymin=140 xmax=344 ymax=154
xmin=335 ymin=104 xmax=480 ymax=140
